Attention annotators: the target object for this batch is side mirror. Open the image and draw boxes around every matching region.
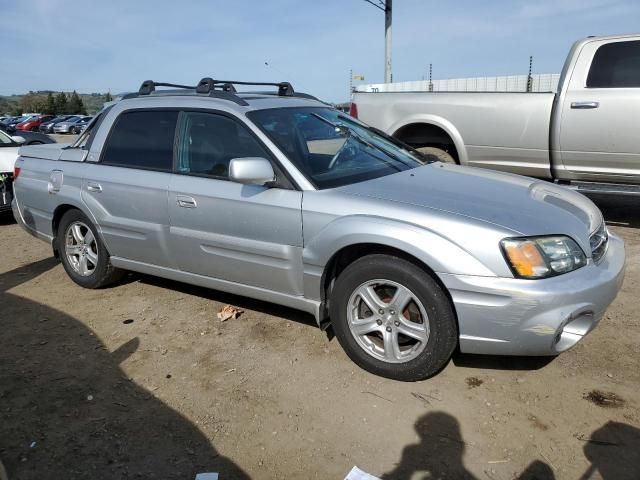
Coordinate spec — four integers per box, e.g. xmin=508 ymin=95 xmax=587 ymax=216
xmin=11 ymin=136 xmax=26 ymax=145
xmin=229 ymin=157 xmax=275 ymax=186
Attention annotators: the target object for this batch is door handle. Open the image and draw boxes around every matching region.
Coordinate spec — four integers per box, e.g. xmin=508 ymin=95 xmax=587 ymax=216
xmin=176 ymin=195 xmax=197 ymax=208
xmin=570 ymin=101 xmax=599 ymax=109
xmin=87 ymin=181 xmax=102 ymax=192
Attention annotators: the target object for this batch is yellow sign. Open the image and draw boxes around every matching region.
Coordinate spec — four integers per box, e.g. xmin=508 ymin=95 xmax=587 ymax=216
xmin=353 ymin=75 xmax=365 ymax=81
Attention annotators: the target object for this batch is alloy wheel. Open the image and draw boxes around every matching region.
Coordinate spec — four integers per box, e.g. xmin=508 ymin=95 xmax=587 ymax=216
xmin=347 ymin=279 xmax=430 ymax=363
xmin=64 ymin=221 xmax=98 ymax=276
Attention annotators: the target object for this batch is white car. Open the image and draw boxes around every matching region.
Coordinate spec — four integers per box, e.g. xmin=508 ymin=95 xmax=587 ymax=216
xmin=0 ymin=129 xmax=24 ymax=213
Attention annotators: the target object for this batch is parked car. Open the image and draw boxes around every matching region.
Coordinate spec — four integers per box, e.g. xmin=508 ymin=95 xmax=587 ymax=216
xmin=39 ymin=115 xmax=75 ymax=133
xmin=0 ymin=124 xmax=55 ymax=145
xmin=3 ymin=116 xmax=33 ymax=133
xmin=352 ymin=34 xmax=640 ymax=196
xmin=12 ymin=78 xmax=625 ymax=381
xmin=0 ymin=129 xmax=24 ymax=214
xmin=15 ymin=114 xmax=55 ymax=132
xmin=70 ymin=116 xmax=93 ymax=134
xmin=53 ymin=115 xmax=90 ymax=134
xmin=1 ymin=116 xmax=19 ymax=126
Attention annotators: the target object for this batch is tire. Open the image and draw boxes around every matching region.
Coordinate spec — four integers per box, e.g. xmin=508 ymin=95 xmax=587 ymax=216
xmin=417 ymin=146 xmax=456 ymax=164
xmin=330 ymin=254 xmax=458 ymax=381
xmin=56 ymin=209 xmax=123 ymax=288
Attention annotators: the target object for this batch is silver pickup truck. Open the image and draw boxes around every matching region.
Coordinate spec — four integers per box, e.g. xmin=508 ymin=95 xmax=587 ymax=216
xmin=352 ymin=34 xmax=640 ymax=195
xmin=11 ymin=78 xmax=625 ymax=381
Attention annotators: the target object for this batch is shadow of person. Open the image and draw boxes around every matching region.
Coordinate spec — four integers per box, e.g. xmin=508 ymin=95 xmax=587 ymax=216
xmin=515 ymin=460 xmax=555 ymax=480
xmin=381 ymin=411 xmax=476 ymax=479
xmin=581 ymin=421 xmax=640 ymax=479
xmin=0 ymin=260 xmax=249 ymax=479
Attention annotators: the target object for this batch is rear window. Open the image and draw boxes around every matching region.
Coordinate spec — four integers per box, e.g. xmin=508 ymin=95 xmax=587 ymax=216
xmin=587 ymin=40 xmax=640 ymax=88
xmin=101 ymin=110 xmax=178 ymax=171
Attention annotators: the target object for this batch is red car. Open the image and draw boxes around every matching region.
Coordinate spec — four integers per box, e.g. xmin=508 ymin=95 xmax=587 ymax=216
xmin=16 ymin=115 xmax=55 ymax=132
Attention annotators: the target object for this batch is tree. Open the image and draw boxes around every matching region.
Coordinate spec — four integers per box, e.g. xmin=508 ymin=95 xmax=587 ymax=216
xmin=21 ymin=93 xmax=47 ymax=113
xmin=68 ymin=91 xmax=86 ymax=115
xmin=55 ymin=92 xmax=68 ymax=114
xmin=45 ymin=92 xmax=57 ymax=115
xmin=105 ymin=91 xmax=113 ymax=102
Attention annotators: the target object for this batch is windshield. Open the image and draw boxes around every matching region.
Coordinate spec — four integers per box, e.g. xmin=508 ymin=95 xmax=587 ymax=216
xmin=248 ymin=107 xmax=426 ymax=189
xmin=0 ymin=130 xmax=12 ymax=145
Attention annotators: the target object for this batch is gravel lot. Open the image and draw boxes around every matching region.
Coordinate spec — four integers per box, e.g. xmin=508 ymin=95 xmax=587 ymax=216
xmin=1 ymin=195 xmax=639 ymax=480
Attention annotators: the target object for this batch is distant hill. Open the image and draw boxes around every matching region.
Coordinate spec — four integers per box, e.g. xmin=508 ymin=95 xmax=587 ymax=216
xmin=0 ymin=91 xmax=111 ymax=116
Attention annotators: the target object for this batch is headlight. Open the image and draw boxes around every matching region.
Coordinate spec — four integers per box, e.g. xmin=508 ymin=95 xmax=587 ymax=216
xmin=501 ymin=236 xmax=587 ymax=279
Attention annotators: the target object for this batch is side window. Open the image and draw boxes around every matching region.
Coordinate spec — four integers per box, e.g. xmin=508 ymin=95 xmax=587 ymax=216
xmin=587 ymin=40 xmax=640 ymax=88
xmin=176 ymin=111 xmax=271 ymax=179
xmin=101 ymin=110 xmax=178 ymax=170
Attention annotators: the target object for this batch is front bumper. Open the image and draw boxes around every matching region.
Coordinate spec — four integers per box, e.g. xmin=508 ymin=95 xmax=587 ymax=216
xmin=438 ymin=233 xmax=625 ymax=356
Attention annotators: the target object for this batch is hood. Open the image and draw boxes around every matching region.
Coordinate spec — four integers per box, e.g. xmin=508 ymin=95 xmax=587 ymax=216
xmin=337 ymin=163 xmax=602 ymax=253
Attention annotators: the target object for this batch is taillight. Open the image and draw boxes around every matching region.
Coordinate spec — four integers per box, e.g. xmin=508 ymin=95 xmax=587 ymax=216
xmin=349 ymin=102 xmax=358 ymax=118
xmin=14 ymin=166 xmax=20 ymax=179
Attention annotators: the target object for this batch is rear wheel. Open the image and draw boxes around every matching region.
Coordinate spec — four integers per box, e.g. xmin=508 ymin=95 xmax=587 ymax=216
xmin=417 ymin=146 xmax=456 ymax=164
xmin=57 ymin=209 xmax=123 ymax=288
xmin=330 ymin=254 xmax=458 ymax=381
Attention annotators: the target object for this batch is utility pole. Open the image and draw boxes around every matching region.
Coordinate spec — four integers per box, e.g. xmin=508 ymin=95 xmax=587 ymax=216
xmin=384 ymin=0 xmax=392 ymax=83
xmin=361 ymin=1 xmax=392 ymax=83
xmin=349 ymin=68 xmax=353 ymax=99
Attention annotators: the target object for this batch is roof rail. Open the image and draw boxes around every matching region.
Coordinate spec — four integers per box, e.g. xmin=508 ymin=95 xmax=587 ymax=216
xmin=195 ymin=78 xmax=295 ymax=96
xmin=138 ymin=80 xmax=195 ymax=95
xmin=135 ymin=79 xmax=248 ymax=106
xmin=128 ymin=78 xmax=320 ymax=106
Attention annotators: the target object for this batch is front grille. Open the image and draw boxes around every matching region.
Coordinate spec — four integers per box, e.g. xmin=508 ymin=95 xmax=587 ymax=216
xmin=590 ymin=222 xmax=608 ymax=263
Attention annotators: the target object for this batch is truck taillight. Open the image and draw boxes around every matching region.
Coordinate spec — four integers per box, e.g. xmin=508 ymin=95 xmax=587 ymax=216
xmin=349 ymin=102 xmax=358 ymax=118
xmin=14 ymin=166 xmax=20 ymax=179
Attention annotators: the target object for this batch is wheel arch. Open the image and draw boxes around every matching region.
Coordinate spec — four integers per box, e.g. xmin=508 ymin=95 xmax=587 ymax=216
xmin=389 ymin=115 xmax=468 ymax=165
xmin=316 ymin=243 xmax=461 ymax=353
xmin=51 ymin=202 xmax=103 ymax=258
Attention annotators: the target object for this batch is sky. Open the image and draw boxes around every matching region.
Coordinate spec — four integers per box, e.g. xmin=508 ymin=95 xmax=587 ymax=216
xmin=1 ymin=0 xmax=639 ymax=102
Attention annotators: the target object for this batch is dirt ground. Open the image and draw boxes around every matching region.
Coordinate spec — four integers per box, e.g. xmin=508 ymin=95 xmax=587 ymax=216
xmin=1 ymin=195 xmax=639 ymax=480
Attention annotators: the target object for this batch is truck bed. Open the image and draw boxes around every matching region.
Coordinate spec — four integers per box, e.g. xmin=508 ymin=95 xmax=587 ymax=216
xmin=354 ymin=91 xmax=556 ymax=179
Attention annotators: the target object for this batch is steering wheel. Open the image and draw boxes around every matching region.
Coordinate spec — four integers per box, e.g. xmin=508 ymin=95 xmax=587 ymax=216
xmin=327 ymin=139 xmax=359 ymax=170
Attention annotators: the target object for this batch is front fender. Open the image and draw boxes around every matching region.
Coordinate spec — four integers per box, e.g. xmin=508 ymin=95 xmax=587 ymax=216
xmin=302 ymin=215 xmax=495 ymax=302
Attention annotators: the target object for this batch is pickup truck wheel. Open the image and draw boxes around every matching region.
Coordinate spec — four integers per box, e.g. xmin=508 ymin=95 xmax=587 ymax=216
xmin=57 ymin=209 xmax=123 ymax=288
xmin=417 ymin=146 xmax=456 ymax=164
xmin=330 ymin=254 xmax=457 ymax=381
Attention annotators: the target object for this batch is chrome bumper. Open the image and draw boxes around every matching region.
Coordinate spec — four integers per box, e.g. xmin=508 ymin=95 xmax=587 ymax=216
xmin=438 ymin=233 xmax=626 ymax=355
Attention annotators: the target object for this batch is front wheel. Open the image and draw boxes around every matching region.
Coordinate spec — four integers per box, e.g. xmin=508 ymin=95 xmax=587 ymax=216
xmin=330 ymin=254 xmax=458 ymax=381
xmin=57 ymin=209 xmax=124 ymax=288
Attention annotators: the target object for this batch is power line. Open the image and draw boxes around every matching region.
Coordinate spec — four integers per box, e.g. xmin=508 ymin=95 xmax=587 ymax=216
xmin=362 ymin=0 xmax=385 ymax=11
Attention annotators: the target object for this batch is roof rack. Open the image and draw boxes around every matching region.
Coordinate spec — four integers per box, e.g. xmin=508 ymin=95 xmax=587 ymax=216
xmin=128 ymin=78 xmax=319 ymax=106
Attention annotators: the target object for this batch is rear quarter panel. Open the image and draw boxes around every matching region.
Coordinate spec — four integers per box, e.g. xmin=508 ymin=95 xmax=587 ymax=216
xmin=14 ymin=154 xmax=87 ymax=239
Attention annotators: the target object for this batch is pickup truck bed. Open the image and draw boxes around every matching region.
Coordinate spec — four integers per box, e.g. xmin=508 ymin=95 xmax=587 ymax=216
xmin=355 ymin=91 xmax=555 ymax=179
